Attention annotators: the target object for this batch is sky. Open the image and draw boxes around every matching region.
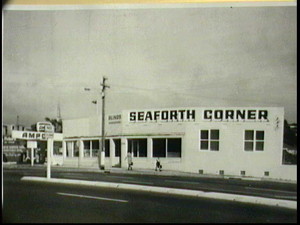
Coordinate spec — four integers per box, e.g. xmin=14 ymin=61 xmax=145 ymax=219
xmin=2 ymin=3 xmax=297 ymax=127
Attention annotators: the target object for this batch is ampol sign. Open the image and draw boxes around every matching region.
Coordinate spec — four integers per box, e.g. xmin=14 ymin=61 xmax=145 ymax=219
xmin=12 ymin=130 xmax=53 ymax=140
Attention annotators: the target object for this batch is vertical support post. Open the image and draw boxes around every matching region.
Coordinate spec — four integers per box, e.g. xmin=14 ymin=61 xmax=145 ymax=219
xmin=110 ymin=139 xmax=114 ymax=167
xmin=79 ymin=140 xmax=83 ymax=168
xmin=62 ymin=141 xmax=67 ymax=158
xmin=31 ymin=148 xmax=34 ymax=166
xmin=121 ymin=137 xmax=127 ymax=169
xmin=47 ymin=138 xmax=53 ymax=179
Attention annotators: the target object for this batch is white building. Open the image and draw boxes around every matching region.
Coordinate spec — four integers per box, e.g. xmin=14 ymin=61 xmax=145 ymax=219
xmin=59 ymin=107 xmax=296 ymax=181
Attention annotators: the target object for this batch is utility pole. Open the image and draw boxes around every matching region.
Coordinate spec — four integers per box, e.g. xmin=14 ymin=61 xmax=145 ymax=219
xmin=99 ymin=77 xmax=110 ymax=170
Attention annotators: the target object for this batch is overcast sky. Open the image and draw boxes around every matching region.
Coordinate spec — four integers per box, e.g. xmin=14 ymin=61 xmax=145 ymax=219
xmin=3 ymin=4 xmax=297 ymax=126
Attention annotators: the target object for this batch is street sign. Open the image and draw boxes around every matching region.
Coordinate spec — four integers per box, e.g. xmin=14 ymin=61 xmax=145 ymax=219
xmin=37 ymin=122 xmax=54 ymax=133
xmin=27 ymin=141 xmax=37 ymax=148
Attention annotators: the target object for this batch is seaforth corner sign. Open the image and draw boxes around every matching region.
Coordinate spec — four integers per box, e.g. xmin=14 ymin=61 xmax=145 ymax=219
xmin=129 ymin=109 xmax=195 ymax=122
xmin=128 ymin=108 xmax=269 ymax=123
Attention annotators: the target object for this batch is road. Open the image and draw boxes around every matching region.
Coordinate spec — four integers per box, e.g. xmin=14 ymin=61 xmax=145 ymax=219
xmin=3 ymin=165 xmax=297 ymax=200
xmin=2 ymin=167 xmax=297 ymax=223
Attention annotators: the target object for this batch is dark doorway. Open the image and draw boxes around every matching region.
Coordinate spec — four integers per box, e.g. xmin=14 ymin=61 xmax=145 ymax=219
xmin=114 ymin=139 xmax=121 ymax=167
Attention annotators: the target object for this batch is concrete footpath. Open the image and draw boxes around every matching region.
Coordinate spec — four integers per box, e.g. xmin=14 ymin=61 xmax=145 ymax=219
xmin=11 ymin=164 xmax=297 ymax=210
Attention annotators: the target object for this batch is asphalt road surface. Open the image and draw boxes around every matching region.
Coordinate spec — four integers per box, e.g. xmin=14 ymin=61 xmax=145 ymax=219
xmin=3 ymin=166 xmax=297 ymax=200
xmin=2 ymin=168 xmax=297 ymax=223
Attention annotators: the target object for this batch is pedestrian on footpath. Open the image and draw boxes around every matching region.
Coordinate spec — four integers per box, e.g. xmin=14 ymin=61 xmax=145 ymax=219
xmin=155 ymin=158 xmax=162 ymax=171
xmin=125 ymin=152 xmax=133 ymax=170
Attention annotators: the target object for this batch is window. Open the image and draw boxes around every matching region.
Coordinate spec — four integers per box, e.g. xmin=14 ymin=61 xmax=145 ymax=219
xmin=244 ymin=130 xmax=264 ymax=151
xmin=114 ymin=139 xmax=121 ymax=157
xmin=66 ymin=141 xmax=73 ymax=157
xmin=92 ymin=140 xmax=99 ymax=157
xmin=66 ymin=141 xmax=79 ymax=157
xmin=83 ymin=140 xmax=100 ymax=157
xmin=128 ymin=139 xmax=147 ymax=157
xmin=53 ymin=141 xmax=63 ymax=155
xmin=153 ymin=138 xmax=182 ymax=158
xmin=74 ymin=142 xmax=79 ymax=157
xmin=200 ymin=130 xmax=219 ymax=151
xmin=153 ymin=139 xmax=166 ymax=157
xmin=83 ymin=140 xmax=91 ymax=157
xmin=105 ymin=139 xmax=110 ymax=157
xmin=167 ymin=138 xmax=181 ymax=157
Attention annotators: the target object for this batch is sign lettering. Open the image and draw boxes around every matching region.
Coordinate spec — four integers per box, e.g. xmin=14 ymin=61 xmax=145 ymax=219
xmin=203 ymin=109 xmax=269 ymax=121
xmin=129 ymin=109 xmax=196 ymax=122
xmin=17 ymin=131 xmax=50 ymax=140
xmin=108 ymin=114 xmax=122 ymax=124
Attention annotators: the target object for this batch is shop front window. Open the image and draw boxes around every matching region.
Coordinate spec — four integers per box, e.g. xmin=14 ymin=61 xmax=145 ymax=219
xmin=167 ymin=138 xmax=181 ymax=157
xmin=53 ymin=141 xmax=63 ymax=155
xmin=92 ymin=140 xmax=99 ymax=157
xmin=66 ymin=141 xmax=73 ymax=157
xmin=128 ymin=139 xmax=147 ymax=157
xmin=83 ymin=140 xmax=91 ymax=157
xmin=153 ymin=138 xmax=166 ymax=157
xmin=114 ymin=139 xmax=121 ymax=157
xmin=153 ymin=138 xmax=182 ymax=158
xmin=74 ymin=142 xmax=79 ymax=157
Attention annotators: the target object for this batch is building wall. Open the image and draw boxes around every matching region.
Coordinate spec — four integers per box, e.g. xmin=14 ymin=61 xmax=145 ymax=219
xmin=61 ymin=107 xmax=296 ymax=181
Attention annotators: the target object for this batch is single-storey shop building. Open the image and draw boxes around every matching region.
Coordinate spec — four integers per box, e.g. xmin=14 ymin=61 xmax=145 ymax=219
xmin=57 ymin=107 xmax=296 ymax=181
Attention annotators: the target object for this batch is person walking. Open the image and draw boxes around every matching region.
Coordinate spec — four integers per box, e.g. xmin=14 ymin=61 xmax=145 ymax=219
xmin=155 ymin=158 xmax=162 ymax=171
xmin=125 ymin=152 xmax=133 ymax=170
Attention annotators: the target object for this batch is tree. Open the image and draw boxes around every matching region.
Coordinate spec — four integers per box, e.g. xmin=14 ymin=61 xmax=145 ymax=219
xmin=30 ymin=123 xmax=37 ymax=131
xmin=45 ymin=117 xmax=63 ymax=133
xmin=284 ymin=120 xmax=297 ymax=147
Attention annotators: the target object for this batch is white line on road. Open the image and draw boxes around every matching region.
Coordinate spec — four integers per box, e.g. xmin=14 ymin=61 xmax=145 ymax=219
xmin=57 ymin=192 xmax=128 ymax=203
xmin=121 ymin=180 xmax=153 ymax=185
xmin=245 ymin=187 xmax=296 ymax=194
xmin=274 ymin=195 xmax=297 ymax=200
xmin=60 ymin=175 xmax=90 ymax=179
xmin=109 ymin=176 xmax=135 ymax=180
xmin=165 ymin=180 xmax=200 ymax=184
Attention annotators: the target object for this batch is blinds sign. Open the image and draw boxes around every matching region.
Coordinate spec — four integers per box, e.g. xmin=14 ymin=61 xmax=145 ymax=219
xmin=108 ymin=114 xmax=121 ymax=124
xmin=129 ymin=109 xmax=196 ymax=123
xmin=202 ymin=109 xmax=269 ymax=122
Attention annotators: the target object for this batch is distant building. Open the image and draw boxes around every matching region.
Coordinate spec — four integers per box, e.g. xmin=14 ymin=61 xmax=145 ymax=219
xmin=2 ymin=124 xmax=28 ymax=138
xmin=2 ymin=124 xmax=28 ymax=162
xmin=2 ymin=123 xmax=61 ymax=164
